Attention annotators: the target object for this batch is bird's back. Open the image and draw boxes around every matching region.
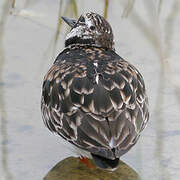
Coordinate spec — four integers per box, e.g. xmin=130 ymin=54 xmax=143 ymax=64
xmin=41 ymin=45 xmax=149 ymax=161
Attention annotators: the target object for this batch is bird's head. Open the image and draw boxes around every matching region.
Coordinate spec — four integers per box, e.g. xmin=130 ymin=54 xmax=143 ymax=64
xmin=62 ymin=12 xmax=114 ymax=50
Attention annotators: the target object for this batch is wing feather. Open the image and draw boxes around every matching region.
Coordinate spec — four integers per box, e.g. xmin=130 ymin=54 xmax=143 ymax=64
xmin=41 ymin=49 xmax=149 ymax=160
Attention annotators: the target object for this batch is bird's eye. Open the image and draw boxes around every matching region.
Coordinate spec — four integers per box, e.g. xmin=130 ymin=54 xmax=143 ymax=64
xmin=90 ymin=26 xmax=95 ymax=30
xmin=79 ymin=16 xmax=85 ymax=23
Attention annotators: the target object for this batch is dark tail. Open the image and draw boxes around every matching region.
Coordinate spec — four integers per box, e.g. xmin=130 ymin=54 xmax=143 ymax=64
xmin=91 ymin=153 xmax=119 ymax=170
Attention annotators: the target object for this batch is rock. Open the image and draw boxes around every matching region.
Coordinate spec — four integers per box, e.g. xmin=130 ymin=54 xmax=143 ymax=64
xmin=44 ymin=157 xmax=141 ymax=180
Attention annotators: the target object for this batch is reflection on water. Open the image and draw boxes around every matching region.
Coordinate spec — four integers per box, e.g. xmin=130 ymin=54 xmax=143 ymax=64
xmin=0 ymin=0 xmax=180 ymax=179
xmin=0 ymin=0 xmax=13 ymax=180
xmin=43 ymin=157 xmax=141 ymax=180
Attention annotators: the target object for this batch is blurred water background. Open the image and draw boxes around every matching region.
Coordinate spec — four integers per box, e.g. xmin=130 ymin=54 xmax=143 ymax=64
xmin=0 ymin=0 xmax=180 ymax=179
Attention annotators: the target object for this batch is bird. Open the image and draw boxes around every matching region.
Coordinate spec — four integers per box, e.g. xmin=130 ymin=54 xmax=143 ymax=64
xmin=41 ymin=12 xmax=149 ymax=170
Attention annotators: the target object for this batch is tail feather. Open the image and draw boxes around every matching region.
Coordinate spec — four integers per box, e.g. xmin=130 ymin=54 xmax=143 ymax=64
xmin=91 ymin=153 xmax=119 ymax=170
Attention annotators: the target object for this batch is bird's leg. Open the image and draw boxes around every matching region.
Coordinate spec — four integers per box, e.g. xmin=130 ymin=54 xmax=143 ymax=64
xmin=79 ymin=156 xmax=95 ymax=169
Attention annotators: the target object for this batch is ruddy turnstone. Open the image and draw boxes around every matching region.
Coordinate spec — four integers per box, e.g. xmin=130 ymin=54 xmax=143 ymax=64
xmin=41 ymin=12 xmax=149 ymax=170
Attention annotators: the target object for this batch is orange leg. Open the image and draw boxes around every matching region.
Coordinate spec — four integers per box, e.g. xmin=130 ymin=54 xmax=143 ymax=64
xmin=79 ymin=156 xmax=95 ymax=169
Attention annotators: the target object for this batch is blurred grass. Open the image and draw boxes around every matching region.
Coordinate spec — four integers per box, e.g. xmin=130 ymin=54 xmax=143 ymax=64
xmin=121 ymin=0 xmax=136 ymax=18
xmin=0 ymin=1 xmax=13 ymax=179
xmin=158 ymin=0 xmax=162 ymax=14
xmin=141 ymin=1 xmax=180 ymax=179
xmin=164 ymin=0 xmax=180 ymax=118
xmin=52 ymin=0 xmax=63 ymax=54
xmin=53 ymin=0 xmax=78 ymax=52
xmin=41 ymin=0 xmax=79 ymax=74
xmin=45 ymin=0 xmax=79 ymax=58
xmin=103 ymin=0 xmax=109 ymax=19
xmin=129 ymin=1 xmax=163 ymax=58
xmin=11 ymin=0 xmax=15 ymax=8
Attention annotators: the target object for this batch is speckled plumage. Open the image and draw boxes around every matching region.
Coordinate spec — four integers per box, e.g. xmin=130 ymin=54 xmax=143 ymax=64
xmin=41 ymin=12 xmax=149 ymax=170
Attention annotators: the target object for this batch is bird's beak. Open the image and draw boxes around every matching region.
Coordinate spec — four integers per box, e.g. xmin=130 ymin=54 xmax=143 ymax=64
xmin=61 ymin=16 xmax=76 ymax=27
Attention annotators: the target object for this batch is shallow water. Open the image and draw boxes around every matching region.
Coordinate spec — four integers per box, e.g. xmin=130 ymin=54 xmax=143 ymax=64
xmin=0 ymin=0 xmax=180 ymax=180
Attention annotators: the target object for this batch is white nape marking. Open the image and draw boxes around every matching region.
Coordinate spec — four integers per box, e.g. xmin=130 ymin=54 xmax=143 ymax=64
xmin=94 ymin=62 xmax=98 ymax=67
xmin=109 ymin=138 xmax=115 ymax=149
xmin=72 ymin=106 xmax=78 ymax=111
xmin=95 ymin=74 xmax=99 ymax=84
xmin=66 ymin=26 xmax=83 ymax=40
xmin=86 ymin=18 xmax=93 ymax=28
